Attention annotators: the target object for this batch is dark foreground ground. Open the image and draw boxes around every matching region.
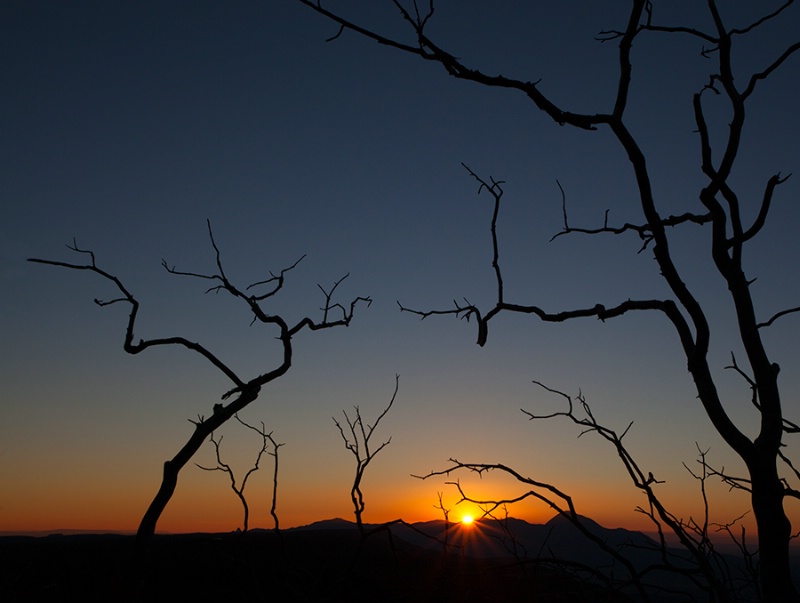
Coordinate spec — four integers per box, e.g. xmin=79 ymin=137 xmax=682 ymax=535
xmin=1 ymin=528 xmax=629 ymax=602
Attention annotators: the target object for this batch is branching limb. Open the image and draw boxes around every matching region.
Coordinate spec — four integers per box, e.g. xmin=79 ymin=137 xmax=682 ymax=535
xmin=777 ymin=452 xmax=800 ymax=500
xmin=743 ymin=40 xmax=800 ymax=99
xmin=712 ymin=513 xmax=759 ymax=592
xmin=400 ymin=293 xmax=690 ymax=351
xmin=523 ymin=383 xmax=735 ymax=597
xmin=287 ymin=273 xmax=372 ymax=338
xmin=29 ymin=241 xmax=246 ymax=389
xmin=484 ymin=505 xmax=529 ymax=566
xmin=297 ymin=0 xmax=425 ymax=55
xmin=552 ymin=180 xmax=712 ymax=252
xmin=682 ymin=445 xmax=714 ymax=556
xmin=730 ymin=0 xmax=797 ymax=36
xmin=685 ymin=453 xmax=765 ymax=598
xmin=634 ymin=0 xmax=797 ymax=68
xmin=462 ymin=163 xmax=505 ymax=305
xmin=161 ymin=219 xmax=308 ymax=326
xmin=415 ymin=459 xmax=651 ymax=600
xmin=162 ymin=221 xmax=372 ymax=345
xmin=726 ymin=353 xmax=800 ymax=434
xmin=397 ymin=168 xmax=695 ymax=350
xmin=296 ymin=0 xmax=614 ymax=131
xmin=735 ymin=173 xmax=790 ymax=244
xmin=757 ymin=306 xmax=800 ymax=330
xmin=631 ymin=6 xmax=717 ymax=45
xmin=334 ymin=375 xmax=399 ymax=536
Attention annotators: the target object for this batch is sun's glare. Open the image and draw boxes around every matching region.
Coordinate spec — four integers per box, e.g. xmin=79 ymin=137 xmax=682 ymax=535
xmin=461 ymin=514 xmax=474 ymax=526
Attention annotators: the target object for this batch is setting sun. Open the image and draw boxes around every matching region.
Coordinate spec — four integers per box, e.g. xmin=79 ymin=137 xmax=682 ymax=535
xmin=461 ymin=514 xmax=474 ymax=526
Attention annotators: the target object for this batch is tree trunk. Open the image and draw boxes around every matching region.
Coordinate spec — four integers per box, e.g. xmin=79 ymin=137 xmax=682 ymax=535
xmin=750 ymin=455 xmax=799 ymax=601
xmin=135 ymin=388 xmax=260 ymax=552
xmin=136 ymin=459 xmax=181 ymax=549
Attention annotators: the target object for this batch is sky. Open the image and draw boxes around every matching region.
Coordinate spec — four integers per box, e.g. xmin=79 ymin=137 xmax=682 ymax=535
xmin=2 ymin=1 xmax=800 ymax=536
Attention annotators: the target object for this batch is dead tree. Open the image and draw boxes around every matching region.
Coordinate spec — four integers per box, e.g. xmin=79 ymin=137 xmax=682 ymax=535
xmin=196 ymin=414 xmax=283 ymax=533
xmin=297 ymin=1 xmax=800 ymax=599
xmin=235 ymin=414 xmax=284 ymax=536
xmin=417 ymin=385 xmax=758 ymax=601
xmin=29 ymin=221 xmax=370 ymax=548
xmin=433 ymin=491 xmax=453 ymax=553
xmin=333 ymin=374 xmax=399 ymax=537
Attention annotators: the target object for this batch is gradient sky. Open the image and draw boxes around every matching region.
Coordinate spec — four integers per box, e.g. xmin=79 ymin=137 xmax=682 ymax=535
xmin=2 ymin=1 xmax=800 ymax=535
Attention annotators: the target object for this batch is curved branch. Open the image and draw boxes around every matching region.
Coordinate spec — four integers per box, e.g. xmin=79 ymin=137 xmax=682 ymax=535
xmin=415 ymin=459 xmax=652 ymax=600
xmin=296 ymin=0 xmax=613 ymax=131
xmin=552 ymin=181 xmax=712 ymax=250
xmin=287 ymin=273 xmax=372 ymax=338
xmin=730 ymin=0 xmax=797 ymax=36
xmin=757 ymin=306 xmax=800 ymax=329
xmin=734 ymin=173 xmax=790 ymax=245
xmin=522 ymin=385 xmax=736 ymax=596
xmin=636 ymin=23 xmax=717 ymax=43
xmin=400 ymin=294 xmax=694 ymax=354
xmin=29 ymin=245 xmax=246 ymax=389
xmin=743 ymin=40 xmax=800 ymax=99
xmin=162 ymin=220 xmax=308 ymax=324
xmin=297 ymin=0 xmax=424 ymax=55
xmin=462 ymin=164 xmax=505 ymax=303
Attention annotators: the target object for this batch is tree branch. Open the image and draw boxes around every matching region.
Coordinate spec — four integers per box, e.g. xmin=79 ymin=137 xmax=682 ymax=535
xmin=296 ymin=0 xmax=613 ymax=131
xmin=757 ymin=306 xmax=800 ymax=330
xmin=551 ymin=180 xmax=712 ymax=251
xmin=730 ymin=0 xmax=797 ymax=36
xmin=734 ymin=173 xmax=790 ymax=245
xmin=29 ymin=241 xmax=246 ymax=389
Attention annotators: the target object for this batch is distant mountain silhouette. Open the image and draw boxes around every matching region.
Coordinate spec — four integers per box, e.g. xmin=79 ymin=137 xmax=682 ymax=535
xmin=290 ymin=514 xmax=743 ymax=601
xmin=373 ymin=514 xmax=664 ymax=563
xmin=290 ymin=517 xmax=356 ymax=531
xmin=4 ymin=516 xmax=776 ymax=601
xmin=288 ymin=514 xmax=678 ymax=567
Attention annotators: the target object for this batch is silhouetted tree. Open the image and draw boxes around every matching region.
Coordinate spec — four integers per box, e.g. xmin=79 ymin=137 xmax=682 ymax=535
xmin=334 ymin=374 xmax=399 ymax=537
xmin=433 ymin=491 xmax=453 ymax=553
xmin=419 ymin=384 xmax=761 ymax=601
xmin=236 ymin=414 xmax=284 ymax=537
xmin=29 ymin=221 xmax=370 ymax=548
xmin=297 ymin=1 xmax=800 ymax=599
xmin=196 ymin=414 xmax=283 ymax=534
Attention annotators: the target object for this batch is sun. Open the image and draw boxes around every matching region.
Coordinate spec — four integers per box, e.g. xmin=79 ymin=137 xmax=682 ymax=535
xmin=461 ymin=514 xmax=474 ymax=526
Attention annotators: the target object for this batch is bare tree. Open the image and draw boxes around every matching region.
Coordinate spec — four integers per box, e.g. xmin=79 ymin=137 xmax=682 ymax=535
xmin=29 ymin=221 xmax=370 ymax=548
xmin=296 ymin=1 xmax=800 ymax=599
xmin=196 ymin=414 xmax=283 ymax=534
xmin=333 ymin=374 xmax=399 ymax=537
xmin=236 ymin=415 xmax=284 ymax=536
xmin=433 ymin=491 xmax=452 ymax=553
xmin=418 ymin=385 xmax=760 ymax=601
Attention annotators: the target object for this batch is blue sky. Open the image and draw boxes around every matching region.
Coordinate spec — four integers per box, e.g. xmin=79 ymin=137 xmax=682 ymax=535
xmin=2 ymin=1 xmax=799 ymax=533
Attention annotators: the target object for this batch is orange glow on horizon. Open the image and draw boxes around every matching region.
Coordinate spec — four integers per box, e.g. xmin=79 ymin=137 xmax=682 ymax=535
xmin=461 ymin=514 xmax=474 ymax=526
xmin=3 ymin=465 xmax=760 ymax=536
